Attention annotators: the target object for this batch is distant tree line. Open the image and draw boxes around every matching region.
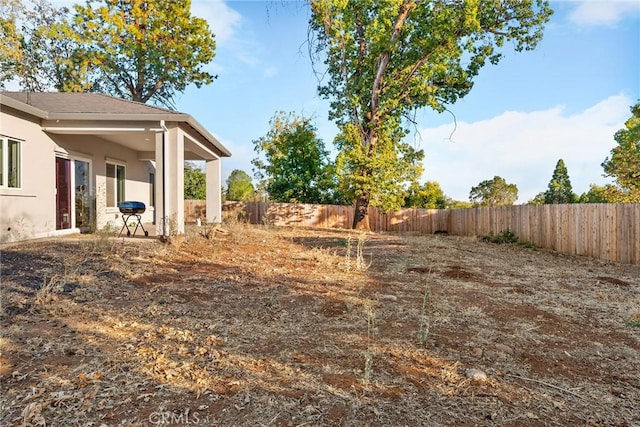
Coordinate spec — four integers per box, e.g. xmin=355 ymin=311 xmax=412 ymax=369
xmin=527 ymin=101 xmax=639 ymax=205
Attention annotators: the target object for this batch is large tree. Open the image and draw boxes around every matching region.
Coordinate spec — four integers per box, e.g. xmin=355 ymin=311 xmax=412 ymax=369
xmin=0 ymin=0 xmax=90 ymax=91
xmin=0 ymin=0 xmax=25 ymax=88
xmin=66 ymin=0 xmax=216 ymax=108
xmin=226 ymin=169 xmax=255 ymax=202
xmin=1 ymin=0 xmax=216 ymax=106
xmin=334 ymin=123 xmax=423 ymax=212
xmin=311 ymin=0 xmax=552 ymax=229
xmin=544 ymin=159 xmax=577 ymax=204
xmin=252 ymin=111 xmax=340 ymax=204
xmin=469 ymin=176 xmax=518 ymax=207
xmin=601 ymin=102 xmax=640 ymax=202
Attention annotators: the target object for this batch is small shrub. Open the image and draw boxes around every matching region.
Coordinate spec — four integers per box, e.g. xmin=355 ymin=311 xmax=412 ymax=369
xmin=343 ymin=233 xmax=371 ymax=272
xmin=628 ymin=314 xmax=640 ymax=328
xmin=363 ymin=351 xmax=374 ymax=384
xmin=84 ymin=226 xmax=117 ymax=255
xmin=355 ymin=233 xmax=369 ymax=271
xmin=482 ymin=230 xmax=518 ymax=244
xmin=344 ymin=235 xmax=353 ymax=271
xmin=33 ymin=275 xmax=63 ymax=307
xmin=363 ymin=301 xmax=376 ymax=384
xmin=417 ymin=267 xmax=433 ymax=346
xmin=518 ymin=241 xmax=538 ymax=250
xmin=198 ymin=217 xmax=220 ymax=240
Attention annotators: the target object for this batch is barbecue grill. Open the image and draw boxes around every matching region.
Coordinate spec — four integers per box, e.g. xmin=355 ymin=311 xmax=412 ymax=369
xmin=118 ymin=201 xmax=149 ymax=237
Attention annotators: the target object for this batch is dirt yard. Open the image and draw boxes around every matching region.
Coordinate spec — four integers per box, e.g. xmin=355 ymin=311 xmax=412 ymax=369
xmin=1 ymin=223 xmax=639 ymax=426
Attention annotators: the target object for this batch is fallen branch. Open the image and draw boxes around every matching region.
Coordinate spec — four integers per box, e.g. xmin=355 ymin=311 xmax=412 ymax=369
xmin=199 ymin=223 xmax=229 ymax=239
xmin=506 ymin=373 xmax=585 ymax=400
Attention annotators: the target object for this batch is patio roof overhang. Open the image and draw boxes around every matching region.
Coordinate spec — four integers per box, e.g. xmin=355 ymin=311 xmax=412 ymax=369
xmin=41 ymin=119 xmax=220 ymax=161
xmin=0 ymin=93 xmax=231 ymax=161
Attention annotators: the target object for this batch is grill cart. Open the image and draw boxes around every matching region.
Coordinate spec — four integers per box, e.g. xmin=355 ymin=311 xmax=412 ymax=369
xmin=118 ymin=201 xmax=149 ymax=237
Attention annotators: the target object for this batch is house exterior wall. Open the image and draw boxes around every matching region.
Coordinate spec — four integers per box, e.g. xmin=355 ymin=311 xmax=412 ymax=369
xmin=0 ymin=110 xmax=158 ymax=243
xmin=1 ymin=108 xmax=57 ymax=242
xmin=1 ymin=93 xmax=230 ymax=243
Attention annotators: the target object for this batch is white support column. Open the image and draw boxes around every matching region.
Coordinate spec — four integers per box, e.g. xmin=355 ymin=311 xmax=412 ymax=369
xmin=155 ymin=125 xmax=185 ymax=236
xmin=154 ymin=132 xmax=166 ymax=237
xmin=174 ymin=129 xmax=185 ymax=234
xmin=206 ymin=158 xmax=222 ymax=224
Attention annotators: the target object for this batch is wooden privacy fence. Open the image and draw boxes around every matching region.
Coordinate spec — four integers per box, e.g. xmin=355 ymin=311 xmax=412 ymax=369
xmin=184 ymin=199 xmax=207 ymax=223
xmin=185 ymin=200 xmax=640 ymax=265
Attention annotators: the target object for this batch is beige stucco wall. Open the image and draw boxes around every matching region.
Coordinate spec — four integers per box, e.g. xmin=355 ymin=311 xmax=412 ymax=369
xmin=1 ymin=103 xmax=226 ymax=243
xmin=0 ymin=110 xmax=158 ymax=243
xmin=0 ymin=109 xmax=57 ymax=242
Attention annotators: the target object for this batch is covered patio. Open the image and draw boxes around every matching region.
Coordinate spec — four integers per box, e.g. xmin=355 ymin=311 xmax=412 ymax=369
xmin=0 ymin=92 xmax=231 ymax=242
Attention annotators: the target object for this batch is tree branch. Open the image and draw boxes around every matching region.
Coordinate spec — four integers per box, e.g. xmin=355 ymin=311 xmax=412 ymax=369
xmin=506 ymin=374 xmax=585 ymax=400
xmin=370 ymin=0 xmax=414 ymax=129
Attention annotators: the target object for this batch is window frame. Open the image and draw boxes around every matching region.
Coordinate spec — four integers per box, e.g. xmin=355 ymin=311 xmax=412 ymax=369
xmin=149 ymin=172 xmax=155 ymax=207
xmin=0 ymin=135 xmax=23 ymax=189
xmin=106 ymin=161 xmax=126 ymax=207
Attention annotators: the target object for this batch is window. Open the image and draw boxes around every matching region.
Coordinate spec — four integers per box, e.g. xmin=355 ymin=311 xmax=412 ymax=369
xmin=0 ymin=136 xmax=22 ymax=188
xmin=149 ymin=172 xmax=155 ymax=207
xmin=106 ymin=162 xmax=125 ymax=207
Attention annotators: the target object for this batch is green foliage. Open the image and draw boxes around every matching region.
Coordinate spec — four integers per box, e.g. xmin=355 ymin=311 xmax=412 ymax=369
xmin=1 ymin=0 xmax=216 ymax=106
xmin=252 ymin=111 xmax=341 ymax=204
xmin=527 ymin=192 xmax=546 ymax=205
xmin=602 ymin=102 xmax=640 ymax=202
xmin=225 ymin=169 xmax=254 ymax=201
xmin=578 ymin=184 xmax=622 ymax=203
xmin=311 ymin=0 xmax=552 ymax=228
xmin=544 ymin=159 xmax=578 ymax=204
xmin=446 ymin=198 xmax=473 ymax=209
xmin=0 ymin=0 xmax=90 ymax=91
xmin=334 ymin=122 xmax=424 ymax=212
xmin=0 ymin=0 xmax=25 ymax=88
xmin=405 ymin=181 xmax=446 ymax=209
xmin=66 ymin=0 xmax=216 ymax=107
xmin=469 ymin=176 xmax=518 ymax=207
xmin=482 ymin=230 xmax=518 ymax=244
xmin=184 ymin=162 xmax=205 ymax=200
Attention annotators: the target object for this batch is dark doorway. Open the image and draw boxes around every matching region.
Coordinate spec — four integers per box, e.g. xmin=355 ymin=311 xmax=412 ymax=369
xmin=56 ymin=157 xmax=71 ymax=230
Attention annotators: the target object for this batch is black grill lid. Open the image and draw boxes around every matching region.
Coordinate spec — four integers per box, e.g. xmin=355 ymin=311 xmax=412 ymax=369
xmin=118 ymin=201 xmax=146 ymax=214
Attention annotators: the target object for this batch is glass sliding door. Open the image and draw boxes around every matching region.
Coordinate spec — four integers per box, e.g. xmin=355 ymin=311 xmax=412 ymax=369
xmin=56 ymin=156 xmax=93 ymax=231
xmin=74 ymin=160 xmax=91 ymax=229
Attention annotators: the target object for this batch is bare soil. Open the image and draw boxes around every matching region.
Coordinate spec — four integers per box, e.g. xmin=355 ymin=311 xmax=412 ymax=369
xmin=1 ymin=224 xmax=639 ymax=426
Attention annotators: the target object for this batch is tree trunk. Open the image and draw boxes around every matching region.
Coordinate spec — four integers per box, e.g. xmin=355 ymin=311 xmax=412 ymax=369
xmin=352 ymin=191 xmax=370 ymax=230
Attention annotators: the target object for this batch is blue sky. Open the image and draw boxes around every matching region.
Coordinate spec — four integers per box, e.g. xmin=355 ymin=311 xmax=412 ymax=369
xmin=177 ymin=1 xmax=639 ymax=203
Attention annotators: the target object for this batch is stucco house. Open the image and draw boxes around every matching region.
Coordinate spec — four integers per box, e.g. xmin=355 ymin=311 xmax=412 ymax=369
xmin=0 ymin=91 xmax=231 ymax=243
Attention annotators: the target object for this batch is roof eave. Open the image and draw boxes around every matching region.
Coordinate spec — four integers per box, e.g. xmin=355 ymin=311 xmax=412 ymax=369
xmin=48 ymin=112 xmax=231 ymax=158
xmin=184 ymin=115 xmax=232 ymax=158
xmin=0 ymin=94 xmax=48 ymax=118
xmin=47 ymin=112 xmax=188 ymax=122
xmin=1 ymin=93 xmax=232 ymax=158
